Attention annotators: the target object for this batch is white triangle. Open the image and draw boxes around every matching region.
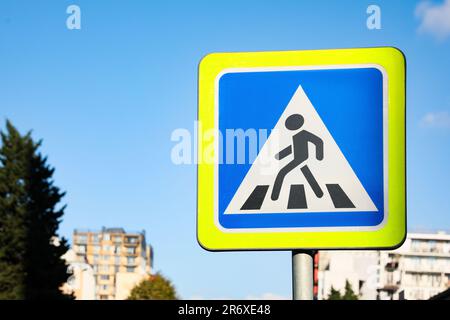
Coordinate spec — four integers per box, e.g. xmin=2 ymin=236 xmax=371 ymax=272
xmin=224 ymin=85 xmax=378 ymax=214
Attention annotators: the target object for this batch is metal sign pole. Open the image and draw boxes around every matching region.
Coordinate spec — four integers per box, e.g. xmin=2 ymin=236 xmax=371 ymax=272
xmin=292 ymin=250 xmax=315 ymax=300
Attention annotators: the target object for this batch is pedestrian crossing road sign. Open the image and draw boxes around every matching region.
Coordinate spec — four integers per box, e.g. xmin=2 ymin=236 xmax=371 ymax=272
xmin=197 ymin=48 xmax=406 ymax=251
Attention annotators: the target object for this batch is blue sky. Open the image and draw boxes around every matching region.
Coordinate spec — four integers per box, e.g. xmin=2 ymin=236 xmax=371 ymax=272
xmin=0 ymin=0 xmax=449 ymax=299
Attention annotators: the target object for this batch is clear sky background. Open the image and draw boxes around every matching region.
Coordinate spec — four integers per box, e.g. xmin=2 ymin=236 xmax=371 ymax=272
xmin=0 ymin=0 xmax=449 ymax=299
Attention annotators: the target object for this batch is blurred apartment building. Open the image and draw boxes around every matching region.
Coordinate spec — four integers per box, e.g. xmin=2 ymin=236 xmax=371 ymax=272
xmin=62 ymin=227 xmax=153 ymax=300
xmin=318 ymin=231 xmax=450 ymax=300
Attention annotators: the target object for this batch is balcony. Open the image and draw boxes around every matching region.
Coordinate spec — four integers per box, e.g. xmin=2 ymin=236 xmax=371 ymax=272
xmin=380 ymin=284 xmax=399 ymax=293
xmin=124 ymin=238 xmax=139 ymax=246
xmin=74 ymin=237 xmax=88 ymax=245
xmin=112 ymin=237 xmax=122 ymax=244
xmin=403 ymin=264 xmax=447 ymax=273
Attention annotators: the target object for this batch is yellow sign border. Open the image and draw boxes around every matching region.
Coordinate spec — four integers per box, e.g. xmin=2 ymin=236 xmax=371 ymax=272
xmin=197 ymin=47 xmax=406 ymax=250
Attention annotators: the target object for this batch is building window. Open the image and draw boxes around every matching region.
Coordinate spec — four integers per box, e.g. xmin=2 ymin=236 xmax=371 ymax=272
xmin=115 ymin=256 xmax=121 ymax=265
xmin=102 ymin=255 xmax=110 ymax=261
xmin=126 ymin=267 xmax=135 ymax=273
xmin=103 ymin=245 xmax=111 ymax=253
xmin=93 ymin=254 xmax=99 ymax=263
xmin=76 ymin=235 xmax=87 ymax=244
xmin=98 ymin=284 xmax=109 ymax=292
xmin=103 ymin=233 xmax=110 ymax=241
xmin=76 ymin=245 xmax=86 ymax=254
xmin=100 ymin=275 xmax=110 ymax=281
xmin=114 ymin=246 xmax=121 ymax=254
xmin=100 ymin=265 xmax=109 ymax=273
xmin=126 ymin=247 xmax=136 ymax=254
xmin=113 ymin=236 xmax=122 ymax=243
xmin=93 ymin=245 xmax=100 ymax=253
xmin=127 ymin=257 xmax=135 ymax=264
xmin=411 ymin=239 xmax=420 ymax=252
xmin=125 ymin=236 xmax=138 ymax=244
xmin=92 ymin=234 xmax=100 ymax=244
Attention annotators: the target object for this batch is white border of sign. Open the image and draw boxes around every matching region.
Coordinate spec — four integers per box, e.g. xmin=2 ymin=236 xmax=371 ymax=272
xmin=213 ymin=64 xmax=389 ymax=233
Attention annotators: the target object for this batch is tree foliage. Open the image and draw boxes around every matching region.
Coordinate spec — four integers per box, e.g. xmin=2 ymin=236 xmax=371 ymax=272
xmin=0 ymin=120 xmax=71 ymax=299
xmin=327 ymin=286 xmax=342 ymax=300
xmin=342 ymin=280 xmax=359 ymax=300
xmin=327 ymin=280 xmax=359 ymax=300
xmin=128 ymin=273 xmax=178 ymax=300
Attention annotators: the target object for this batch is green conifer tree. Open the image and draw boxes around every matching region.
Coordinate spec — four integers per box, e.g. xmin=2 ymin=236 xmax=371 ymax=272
xmin=342 ymin=280 xmax=359 ymax=300
xmin=0 ymin=121 xmax=71 ymax=299
xmin=327 ymin=286 xmax=342 ymax=300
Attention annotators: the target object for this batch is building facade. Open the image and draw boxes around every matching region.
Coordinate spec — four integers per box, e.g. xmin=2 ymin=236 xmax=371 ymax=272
xmin=70 ymin=227 xmax=153 ymax=300
xmin=61 ymin=249 xmax=96 ymax=299
xmin=318 ymin=232 xmax=450 ymax=300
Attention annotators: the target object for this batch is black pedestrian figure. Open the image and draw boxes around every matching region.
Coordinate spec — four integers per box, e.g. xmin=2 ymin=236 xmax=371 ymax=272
xmin=271 ymin=114 xmax=324 ymax=201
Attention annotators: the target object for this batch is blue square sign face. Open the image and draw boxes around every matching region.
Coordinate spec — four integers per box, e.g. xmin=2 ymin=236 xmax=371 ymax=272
xmin=217 ymin=67 xmax=386 ymax=230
